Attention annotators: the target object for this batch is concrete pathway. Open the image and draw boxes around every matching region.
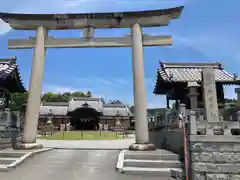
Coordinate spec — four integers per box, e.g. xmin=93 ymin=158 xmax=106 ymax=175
xmin=36 ymin=138 xmax=135 ymax=150
xmin=0 ymin=149 xmax=173 ymax=180
xmin=0 ymin=148 xmax=53 ymax=171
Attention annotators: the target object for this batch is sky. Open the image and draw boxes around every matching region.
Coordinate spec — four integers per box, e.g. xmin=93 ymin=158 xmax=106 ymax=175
xmin=0 ymin=0 xmax=239 ymax=108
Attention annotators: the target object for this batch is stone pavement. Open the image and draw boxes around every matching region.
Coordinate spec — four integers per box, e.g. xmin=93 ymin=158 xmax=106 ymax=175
xmin=36 ymin=138 xmax=135 ymax=150
xmin=0 ymin=149 xmax=173 ymax=180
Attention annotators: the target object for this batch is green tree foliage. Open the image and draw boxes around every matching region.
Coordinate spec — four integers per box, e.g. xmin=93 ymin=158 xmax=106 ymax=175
xmin=109 ymin=100 xmax=122 ymax=104
xmin=8 ymin=91 xmax=93 ymax=111
xmin=86 ymin=91 xmax=92 ymax=97
xmin=129 ymin=105 xmax=167 ymax=117
xmin=71 ymin=92 xmax=87 ymax=97
xmin=8 ymin=92 xmax=28 ymax=112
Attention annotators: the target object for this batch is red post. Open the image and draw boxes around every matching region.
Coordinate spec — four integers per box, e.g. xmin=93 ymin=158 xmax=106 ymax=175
xmin=183 ymin=123 xmax=189 ymax=180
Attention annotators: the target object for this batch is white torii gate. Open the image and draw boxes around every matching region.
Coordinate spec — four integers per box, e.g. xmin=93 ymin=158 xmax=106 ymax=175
xmin=0 ymin=6 xmax=184 ymax=150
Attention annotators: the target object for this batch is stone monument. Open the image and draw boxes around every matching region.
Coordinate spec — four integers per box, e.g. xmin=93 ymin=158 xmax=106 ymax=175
xmin=201 ymin=68 xmax=223 ymax=135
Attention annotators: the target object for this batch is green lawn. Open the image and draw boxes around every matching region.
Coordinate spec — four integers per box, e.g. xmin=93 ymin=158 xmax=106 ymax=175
xmin=39 ymin=131 xmax=127 ymax=140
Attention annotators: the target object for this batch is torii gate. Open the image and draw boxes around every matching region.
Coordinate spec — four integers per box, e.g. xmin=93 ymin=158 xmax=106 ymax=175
xmin=0 ymin=6 xmax=184 ymax=150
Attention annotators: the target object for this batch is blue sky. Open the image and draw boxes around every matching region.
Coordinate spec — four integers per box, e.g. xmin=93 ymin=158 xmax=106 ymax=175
xmin=0 ymin=0 xmax=239 ymax=108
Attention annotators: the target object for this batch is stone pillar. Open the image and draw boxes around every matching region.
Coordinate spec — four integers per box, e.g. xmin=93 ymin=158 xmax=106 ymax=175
xmin=166 ymin=96 xmax=170 ymax=109
xmin=187 ymin=81 xmax=199 ymax=110
xmin=235 ymin=87 xmax=240 ymax=101
xmin=17 ymin=26 xmax=47 ymax=149
xmin=129 ymin=23 xmax=155 ymax=151
xmin=178 ymin=103 xmax=186 ymax=128
xmin=83 ymin=27 xmax=95 ymax=39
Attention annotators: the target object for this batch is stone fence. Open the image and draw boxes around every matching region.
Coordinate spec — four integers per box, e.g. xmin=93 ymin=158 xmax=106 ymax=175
xmin=188 ymin=110 xmax=240 ymax=180
xmin=0 ymin=109 xmax=23 ymax=149
xmin=149 ymin=104 xmax=240 ymax=174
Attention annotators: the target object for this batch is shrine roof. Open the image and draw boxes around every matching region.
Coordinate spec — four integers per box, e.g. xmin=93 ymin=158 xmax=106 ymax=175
xmin=102 ymin=104 xmax=133 ymax=116
xmin=0 ymin=6 xmax=183 ymax=30
xmin=0 ymin=57 xmax=26 ymax=92
xmin=154 ymin=61 xmax=240 ymax=94
xmin=39 ymin=98 xmax=133 ymax=116
xmin=39 ymin=102 xmax=69 ymax=116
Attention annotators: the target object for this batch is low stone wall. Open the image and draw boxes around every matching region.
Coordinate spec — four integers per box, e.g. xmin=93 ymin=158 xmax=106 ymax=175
xmin=149 ymin=129 xmax=184 ymax=158
xmin=190 ymin=135 xmax=240 ymax=180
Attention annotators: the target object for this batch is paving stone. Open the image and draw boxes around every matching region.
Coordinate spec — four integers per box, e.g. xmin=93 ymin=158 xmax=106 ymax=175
xmin=206 ymin=174 xmax=240 ymax=180
xmin=192 ymin=152 xmax=240 ymax=163
xmin=191 ymin=142 xmax=240 ymax=153
xmin=193 ymin=162 xmax=240 ymax=174
xmin=194 ymin=173 xmax=205 ymax=180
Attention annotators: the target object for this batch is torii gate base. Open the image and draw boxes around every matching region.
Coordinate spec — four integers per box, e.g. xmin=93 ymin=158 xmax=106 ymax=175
xmin=0 ymin=7 xmax=183 ymax=151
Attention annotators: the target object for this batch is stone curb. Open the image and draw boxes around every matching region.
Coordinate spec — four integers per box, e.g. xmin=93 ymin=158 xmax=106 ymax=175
xmin=49 ymin=147 xmax=128 ymax=150
xmin=116 ymin=150 xmax=126 ymax=173
xmin=0 ymin=148 xmax=54 ymax=172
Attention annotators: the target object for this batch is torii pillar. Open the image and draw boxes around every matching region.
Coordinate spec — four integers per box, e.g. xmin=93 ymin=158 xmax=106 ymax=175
xmin=16 ymin=26 xmax=47 ymax=149
xmin=129 ymin=23 xmax=155 ymax=150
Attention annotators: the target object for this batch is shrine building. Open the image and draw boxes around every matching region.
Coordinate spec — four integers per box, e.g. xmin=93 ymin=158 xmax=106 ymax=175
xmin=0 ymin=57 xmax=26 ymax=109
xmin=154 ymin=61 xmax=240 ymax=110
xmin=39 ymin=97 xmax=134 ymax=130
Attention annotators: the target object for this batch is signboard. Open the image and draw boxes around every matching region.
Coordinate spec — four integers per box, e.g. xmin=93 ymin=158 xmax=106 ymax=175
xmin=103 ymin=124 xmax=109 ymax=131
xmin=114 ymin=126 xmax=125 ymax=132
xmin=60 ymin=124 xmax=65 ymax=131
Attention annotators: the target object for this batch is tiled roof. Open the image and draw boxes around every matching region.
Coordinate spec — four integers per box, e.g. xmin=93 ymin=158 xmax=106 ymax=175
xmin=102 ymin=104 xmax=133 ymax=116
xmin=157 ymin=61 xmax=239 ymax=83
xmin=68 ymin=97 xmax=103 ymax=112
xmin=39 ymin=104 xmax=68 ymax=116
xmin=0 ymin=57 xmax=26 ymax=92
xmin=39 ymin=98 xmax=133 ymax=117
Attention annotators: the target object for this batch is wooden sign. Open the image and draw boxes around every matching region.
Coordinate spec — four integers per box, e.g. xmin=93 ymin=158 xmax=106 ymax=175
xmin=103 ymin=124 xmax=109 ymax=130
xmin=114 ymin=126 xmax=125 ymax=132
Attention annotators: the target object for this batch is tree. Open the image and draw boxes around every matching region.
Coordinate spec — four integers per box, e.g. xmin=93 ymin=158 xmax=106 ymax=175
xmin=71 ymin=91 xmax=87 ymax=97
xmin=109 ymin=100 xmax=122 ymax=104
xmin=86 ymin=91 xmax=92 ymax=97
xmin=8 ymin=90 xmax=93 ymax=111
xmin=42 ymin=92 xmax=66 ymax=102
xmin=129 ymin=105 xmax=167 ymax=117
xmin=9 ymin=92 xmax=28 ymax=112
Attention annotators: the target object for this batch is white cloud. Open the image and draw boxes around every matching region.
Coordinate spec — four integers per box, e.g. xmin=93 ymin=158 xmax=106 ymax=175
xmin=0 ymin=19 xmax=11 ymax=35
xmin=224 ymin=85 xmax=237 ymax=100
xmin=42 ymin=84 xmax=78 ymax=93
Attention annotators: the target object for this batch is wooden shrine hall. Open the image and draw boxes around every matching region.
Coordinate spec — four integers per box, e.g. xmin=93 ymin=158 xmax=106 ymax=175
xmin=39 ymin=97 xmax=134 ymax=130
xmin=0 ymin=57 xmax=26 ymax=109
xmin=154 ymin=61 xmax=240 ymax=110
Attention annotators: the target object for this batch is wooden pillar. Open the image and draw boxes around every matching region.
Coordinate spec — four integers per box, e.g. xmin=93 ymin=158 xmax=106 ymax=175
xmin=166 ymin=96 xmax=170 ymax=109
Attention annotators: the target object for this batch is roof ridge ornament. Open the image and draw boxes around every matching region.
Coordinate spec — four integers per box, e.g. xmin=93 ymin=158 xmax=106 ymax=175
xmin=160 ymin=60 xmax=165 ymax=69
xmin=82 ymin=102 xmax=90 ymax=107
xmin=233 ymin=73 xmax=238 ymax=80
xmin=216 ymin=61 xmax=224 ymax=70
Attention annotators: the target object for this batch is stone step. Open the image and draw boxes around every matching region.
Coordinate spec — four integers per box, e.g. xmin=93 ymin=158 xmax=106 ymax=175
xmin=171 ymin=169 xmax=184 ymax=179
xmin=122 ymin=167 xmax=183 ymax=176
xmin=0 ymin=157 xmax=18 ymax=165
xmin=124 ymin=159 xmax=182 ymax=168
xmin=124 ymin=152 xmax=179 ymax=161
xmin=0 ymin=152 xmax=26 ymax=158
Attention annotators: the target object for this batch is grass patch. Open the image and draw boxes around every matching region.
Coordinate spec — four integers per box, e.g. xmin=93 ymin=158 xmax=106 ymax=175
xmin=39 ymin=131 xmax=128 ymax=140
